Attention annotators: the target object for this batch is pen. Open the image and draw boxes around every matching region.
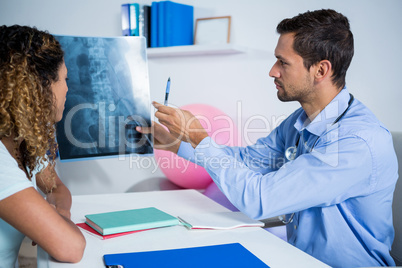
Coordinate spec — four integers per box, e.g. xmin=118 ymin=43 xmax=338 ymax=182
xmin=164 ymin=77 xmax=171 ymax=106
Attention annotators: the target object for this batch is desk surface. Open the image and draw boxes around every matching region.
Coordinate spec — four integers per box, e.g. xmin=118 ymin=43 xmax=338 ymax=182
xmin=37 ymin=190 xmax=328 ymax=267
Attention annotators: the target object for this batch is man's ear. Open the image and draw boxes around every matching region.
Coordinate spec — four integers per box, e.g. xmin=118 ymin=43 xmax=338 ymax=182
xmin=314 ymin=60 xmax=332 ymax=82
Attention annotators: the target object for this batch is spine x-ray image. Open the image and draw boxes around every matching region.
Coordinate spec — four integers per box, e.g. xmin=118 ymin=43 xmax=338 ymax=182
xmin=55 ymin=35 xmax=153 ymax=161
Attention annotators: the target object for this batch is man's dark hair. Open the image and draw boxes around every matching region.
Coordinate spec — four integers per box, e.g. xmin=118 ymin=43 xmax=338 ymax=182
xmin=277 ymin=9 xmax=354 ymax=89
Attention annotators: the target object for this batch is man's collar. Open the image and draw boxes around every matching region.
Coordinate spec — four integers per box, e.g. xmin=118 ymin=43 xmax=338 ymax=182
xmin=294 ymin=87 xmax=350 ymax=136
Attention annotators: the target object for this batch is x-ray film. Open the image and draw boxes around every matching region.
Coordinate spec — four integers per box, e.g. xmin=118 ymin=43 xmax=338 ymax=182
xmin=55 ymin=35 xmax=153 ymax=161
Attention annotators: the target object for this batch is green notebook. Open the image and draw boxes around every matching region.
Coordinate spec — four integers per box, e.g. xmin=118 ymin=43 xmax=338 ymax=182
xmin=85 ymin=207 xmax=179 ymax=235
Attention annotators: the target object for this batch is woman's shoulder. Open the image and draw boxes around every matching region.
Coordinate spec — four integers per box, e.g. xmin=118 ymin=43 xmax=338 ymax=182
xmin=0 ymin=141 xmax=34 ymax=200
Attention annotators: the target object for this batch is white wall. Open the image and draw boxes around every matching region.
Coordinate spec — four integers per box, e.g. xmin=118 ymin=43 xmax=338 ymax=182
xmin=1 ymin=0 xmax=401 ymax=195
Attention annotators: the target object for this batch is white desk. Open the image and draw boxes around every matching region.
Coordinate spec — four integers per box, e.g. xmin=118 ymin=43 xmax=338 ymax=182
xmin=37 ymin=190 xmax=329 ymax=267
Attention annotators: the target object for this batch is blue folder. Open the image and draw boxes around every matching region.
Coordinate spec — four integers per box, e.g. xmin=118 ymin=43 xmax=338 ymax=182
xmin=103 ymin=243 xmax=269 ymax=268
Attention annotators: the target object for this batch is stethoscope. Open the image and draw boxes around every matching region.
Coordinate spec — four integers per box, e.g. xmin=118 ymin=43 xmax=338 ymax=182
xmin=280 ymin=93 xmax=354 ymax=224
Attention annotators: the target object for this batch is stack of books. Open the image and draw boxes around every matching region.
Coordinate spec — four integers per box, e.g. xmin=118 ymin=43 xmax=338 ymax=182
xmin=77 ymin=208 xmax=264 ymax=239
xmin=121 ymin=1 xmax=194 ymax=48
xmin=83 ymin=207 xmax=179 ymax=238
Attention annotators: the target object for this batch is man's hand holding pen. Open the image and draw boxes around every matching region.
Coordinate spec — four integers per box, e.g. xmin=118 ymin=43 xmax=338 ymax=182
xmin=153 ymin=101 xmax=209 ymax=148
xmin=137 ymin=101 xmax=209 ymax=151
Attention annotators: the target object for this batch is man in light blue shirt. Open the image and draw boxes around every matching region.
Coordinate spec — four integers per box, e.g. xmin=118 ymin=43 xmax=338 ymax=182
xmin=139 ymin=9 xmax=398 ymax=267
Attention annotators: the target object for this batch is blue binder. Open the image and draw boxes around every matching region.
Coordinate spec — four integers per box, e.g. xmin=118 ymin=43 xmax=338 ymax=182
xmin=129 ymin=3 xmax=140 ymax=36
xmin=157 ymin=1 xmax=166 ymax=47
xmin=103 ymin=243 xmax=269 ymax=268
xmin=150 ymin=2 xmax=159 ymax=47
xmin=164 ymin=1 xmax=193 ymax=47
xmin=121 ymin=4 xmax=130 ymax=36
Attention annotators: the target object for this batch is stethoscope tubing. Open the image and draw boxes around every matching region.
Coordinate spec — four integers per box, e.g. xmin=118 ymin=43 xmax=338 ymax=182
xmin=281 ymin=94 xmax=354 ymax=224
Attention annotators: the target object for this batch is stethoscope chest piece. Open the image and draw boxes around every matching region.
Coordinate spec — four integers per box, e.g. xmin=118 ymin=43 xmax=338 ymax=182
xmin=285 ymin=146 xmax=297 ymax=161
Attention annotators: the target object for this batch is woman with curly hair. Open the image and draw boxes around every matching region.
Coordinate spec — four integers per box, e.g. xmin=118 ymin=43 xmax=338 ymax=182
xmin=0 ymin=25 xmax=85 ymax=266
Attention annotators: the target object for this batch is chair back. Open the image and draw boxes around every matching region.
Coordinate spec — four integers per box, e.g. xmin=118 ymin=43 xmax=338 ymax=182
xmin=391 ymin=131 xmax=402 ymax=265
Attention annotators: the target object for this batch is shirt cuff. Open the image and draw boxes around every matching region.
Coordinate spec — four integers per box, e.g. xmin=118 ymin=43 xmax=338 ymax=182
xmin=177 ymin=141 xmax=195 ymax=162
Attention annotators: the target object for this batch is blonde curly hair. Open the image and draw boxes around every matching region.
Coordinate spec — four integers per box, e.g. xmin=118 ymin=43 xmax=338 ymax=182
xmin=0 ymin=25 xmax=64 ymax=179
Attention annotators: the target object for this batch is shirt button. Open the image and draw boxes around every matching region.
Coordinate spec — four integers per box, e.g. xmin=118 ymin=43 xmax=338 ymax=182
xmin=294 ymin=225 xmax=297 ymax=230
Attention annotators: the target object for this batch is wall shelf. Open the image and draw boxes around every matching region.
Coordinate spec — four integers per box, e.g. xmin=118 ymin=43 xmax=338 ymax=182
xmin=147 ymin=44 xmax=247 ymax=58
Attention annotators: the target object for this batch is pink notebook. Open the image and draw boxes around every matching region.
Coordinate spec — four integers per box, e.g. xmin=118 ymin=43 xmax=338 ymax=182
xmin=76 ymin=223 xmax=149 ymax=240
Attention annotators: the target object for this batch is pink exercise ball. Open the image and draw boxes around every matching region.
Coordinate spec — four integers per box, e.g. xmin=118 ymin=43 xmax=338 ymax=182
xmin=154 ymin=103 xmax=238 ymax=189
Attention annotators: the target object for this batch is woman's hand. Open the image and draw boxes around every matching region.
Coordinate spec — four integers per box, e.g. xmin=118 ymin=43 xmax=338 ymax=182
xmin=36 ymin=164 xmax=72 ymax=220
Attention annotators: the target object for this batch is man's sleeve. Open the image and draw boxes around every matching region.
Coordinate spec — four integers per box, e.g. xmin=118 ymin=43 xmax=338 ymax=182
xmin=193 ymin=135 xmax=374 ymax=220
xmin=178 ymin=126 xmax=286 ymax=174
